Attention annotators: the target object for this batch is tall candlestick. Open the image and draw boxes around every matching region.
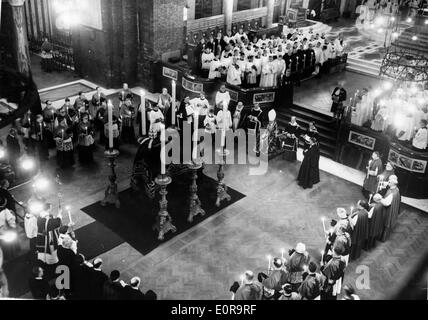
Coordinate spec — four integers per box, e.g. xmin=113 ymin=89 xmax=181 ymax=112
xmin=140 ymin=91 xmax=146 ymax=136
xmin=193 ymin=109 xmax=199 ymax=160
xmin=61 ymin=129 xmax=64 ymax=140
xmin=108 ymin=100 xmax=113 ymax=150
xmin=40 ymin=123 xmax=43 ymax=140
xmin=171 ymin=81 xmax=176 ymax=126
xmin=267 ymin=255 xmax=272 ymax=272
xmin=281 ymin=249 xmax=285 ymax=261
xmin=222 ymin=102 xmax=227 ymax=148
xmin=161 ymin=125 xmax=166 ymax=175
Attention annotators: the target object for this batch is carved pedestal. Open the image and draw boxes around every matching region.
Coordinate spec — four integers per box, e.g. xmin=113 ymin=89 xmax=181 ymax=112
xmin=215 ymin=148 xmax=231 ymax=208
xmin=101 ymin=149 xmax=120 ymax=209
xmin=152 ymin=175 xmax=177 ymax=241
xmin=187 ymin=162 xmax=205 ymax=223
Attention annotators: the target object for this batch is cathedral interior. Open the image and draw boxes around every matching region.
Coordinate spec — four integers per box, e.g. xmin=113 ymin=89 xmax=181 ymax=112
xmin=0 ymin=0 xmax=428 ymax=304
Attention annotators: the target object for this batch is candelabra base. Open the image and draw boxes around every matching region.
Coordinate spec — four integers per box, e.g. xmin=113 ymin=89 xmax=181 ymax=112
xmin=215 ymin=149 xmax=231 ymax=208
xmin=187 ymin=161 xmax=205 ymax=223
xmin=101 ymin=149 xmax=121 ymax=209
xmin=152 ymin=175 xmax=177 ymax=241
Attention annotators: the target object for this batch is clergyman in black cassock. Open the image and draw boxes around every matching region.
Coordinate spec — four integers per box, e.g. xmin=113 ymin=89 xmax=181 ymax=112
xmin=297 ymin=138 xmax=320 ymax=189
xmin=349 ymin=201 xmax=369 ymax=261
xmin=367 ymin=194 xmax=385 ymax=249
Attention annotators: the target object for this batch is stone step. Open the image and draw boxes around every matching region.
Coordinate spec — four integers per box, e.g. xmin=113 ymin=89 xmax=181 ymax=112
xmin=347 ymin=57 xmax=381 ymax=69
xmin=346 ymin=64 xmax=380 ymax=78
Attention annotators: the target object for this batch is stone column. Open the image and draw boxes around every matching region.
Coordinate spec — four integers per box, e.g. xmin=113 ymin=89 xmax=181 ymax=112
xmin=266 ymin=0 xmax=275 ymax=28
xmin=8 ymin=0 xmax=31 ymax=78
xmin=223 ymin=0 xmax=233 ymax=33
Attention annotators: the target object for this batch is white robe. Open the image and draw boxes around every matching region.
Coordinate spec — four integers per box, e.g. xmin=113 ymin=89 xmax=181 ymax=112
xmin=149 ymin=109 xmax=164 ymax=132
xmin=215 ymin=91 xmax=231 ymax=107
xmin=260 ymin=62 xmax=276 ymax=87
xmin=208 ymin=59 xmax=222 ymax=79
xmin=201 ymin=52 xmax=214 ymax=70
xmin=413 ymin=128 xmax=428 ymax=150
xmin=227 ymin=64 xmax=242 ymax=86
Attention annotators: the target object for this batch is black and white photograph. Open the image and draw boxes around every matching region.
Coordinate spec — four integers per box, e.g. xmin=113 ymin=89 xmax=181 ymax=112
xmin=1 ymin=0 xmax=428 ymax=309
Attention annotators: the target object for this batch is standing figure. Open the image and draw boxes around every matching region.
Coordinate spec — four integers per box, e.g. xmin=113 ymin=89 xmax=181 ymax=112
xmin=379 ymin=175 xmax=401 ymax=242
xmin=55 ymin=126 xmax=75 ymax=169
xmin=245 ymin=55 xmax=258 ymax=87
xmin=297 ymin=137 xmax=320 ymax=189
xmin=36 ymin=203 xmax=62 ymax=265
xmin=77 ymin=113 xmax=95 ymax=164
xmin=118 ymin=83 xmax=134 ymax=107
xmin=157 ymin=88 xmax=172 ymax=116
xmin=367 ymin=194 xmax=386 ymax=249
xmin=260 ymin=55 xmax=276 ymax=87
xmin=215 ymin=85 xmax=231 ymax=110
xmin=260 ymin=109 xmax=278 ymax=156
xmin=29 ymin=115 xmax=49 ymax=164
xmin=287 ymin=243 xmax=310 ymax=292
xmin=40 ymin=37 xmax=54 ymax=72
xmin=90 ymin=87 xmax=106 ymax=121
xmin=42 ymin=100 xmax=56 ymax=149
xmin=362 ymin=151 xmax=383 ymax=198
xmin=244 ymin=103 xmax=264 ymax=156
xmin=0 ymin=197 xmax=18 ymax=260
xmin=320 ymin=246 xmax=346 ymax=300
xmin=232 ymin=102 xmax=245 ymax=131
xmin=148 ymin=104 xmax=165 ymax=133
xmin=120 ymin=98 xmax=136 ymax=144
xmin=349 ymin=200 xmax=370 ymax=261
xmin=95 ymin=101 xmax=107 ymax=145
xmin=74 ymin=92 xmax=89 ymax=119
xmin=226 ymin=57 xmax=242 ymax=86
xmin=331 ymin=82 xmax=347 ymax=119
xmin=283 ymin=116 xmax=301 ymax=162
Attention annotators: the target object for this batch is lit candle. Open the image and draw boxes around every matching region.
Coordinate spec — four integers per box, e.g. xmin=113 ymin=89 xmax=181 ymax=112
xmin=240 ymin=274 xmax=245 ymax=285
xmin=350 ymin=206 xmax=354 ymax=214
xmin=160 ymin=125 xmax=166 ymax=175
xmin=171 ymin=81 xmax=176 ymax=126
xmin=66 ymin=206 xmax=73 ymax=225
xmin=61 ymin=129 xmax=64 ymax=140
xmin=281 ymin=249 xmax=285 ymax=261
xmin=108 ymin=100 xmax=113 ymax=150
xmin=321 ymin=217 xmax=327 ymax=234
xmin=140 ymin=91 xmax=146 ymax=136
xmin=267 ymin=255 xmax=272 ymax=271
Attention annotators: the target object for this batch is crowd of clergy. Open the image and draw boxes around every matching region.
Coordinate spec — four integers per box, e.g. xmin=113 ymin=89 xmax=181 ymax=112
xmin=193 ymin=27 xmax=346 ymax=87
xmin=230 ymin=164 xmax=401 ymax=301
xmin=350 ymin=84 xmax=428 ymax=151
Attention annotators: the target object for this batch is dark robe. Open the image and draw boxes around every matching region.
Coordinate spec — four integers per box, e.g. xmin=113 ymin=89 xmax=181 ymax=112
xmin=123 ymin=286 xmax=145 ymax=300
xmin=6 ymin=134 xmax=21 ymax=168
xmin=298 ymin=273 xmax=324 ymax=300
xmin=381 ymin=187 xmax=401 ymax=242
xmin=283 ymin=122 xmax=301 ymax=162
xmin=350 ymin=209 xmax=369 ymax=261
xmin=71 ymin=263 xmax=93 ymax=300
xmin=77 ymin=122 xmax=94 ymax=164
xmin=36 ymin=216 xmax=62 ymax=264
xmin=367 ymin=203 xmax=385 ymax=249
xmin=297 ymin=142 xmax=320 ymax=189
xmin=287 ymin=252 xmax=309 ymax=291
xmin=103 ymin=280 xmax=125 ymax=300
xmin=363 ymin=158 xmax=383 ymax=195
xmin=331 ymin=87 xmax=347 ymax=115
xmin=320 ymin=256 xmax=346 ymax=300
xmin=89 ymin=269 xmax=108 ymax=300
xmin=29 ymin=278 xmax=50 ymax=300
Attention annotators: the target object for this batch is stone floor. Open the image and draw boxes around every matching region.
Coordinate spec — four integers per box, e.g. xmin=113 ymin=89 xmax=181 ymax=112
xmin=8 ymin=132 xmax=428 ymax=300
xmin=5 ymin=56 xmax=427 ymax=301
